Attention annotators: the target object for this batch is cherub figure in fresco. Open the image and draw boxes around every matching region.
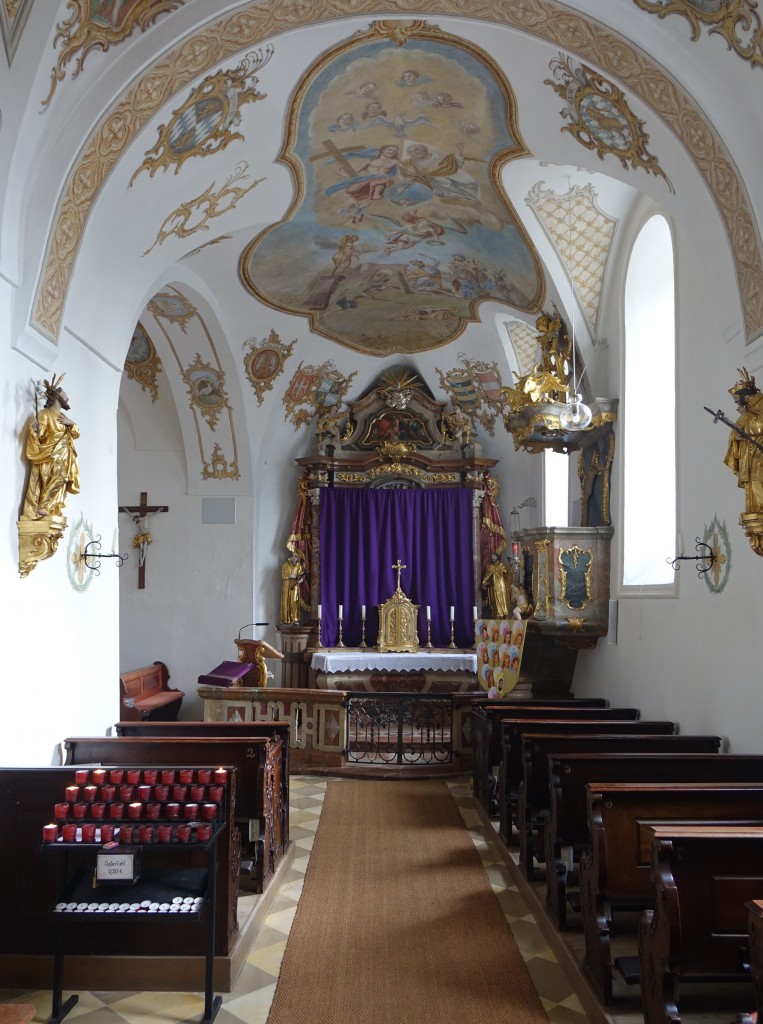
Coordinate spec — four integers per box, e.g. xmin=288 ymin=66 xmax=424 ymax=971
xmin=345 ymin=81 xmax=378 ymax=98
xmin=432 ymin=92 xmax=463 ymax=108
xmin=396 ymin=69 xmax=433 ymax=89
xmin=331 ymin=234 xmax=360 ymax=275
xmin=329 ymin=112 xmax=359 ymax=133
xmin=361 ymin=101 xmax=388 ymax=123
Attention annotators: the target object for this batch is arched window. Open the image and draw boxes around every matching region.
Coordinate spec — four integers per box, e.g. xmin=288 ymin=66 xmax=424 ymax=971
xmin=621 ymin=214 xmax=675 ymax=588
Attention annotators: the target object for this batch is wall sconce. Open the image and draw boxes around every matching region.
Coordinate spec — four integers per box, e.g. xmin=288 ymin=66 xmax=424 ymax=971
xmin=668 ymin=539 xmax=716 ymax=577
xmin=78 ymin=536 xmax=127 ymax=575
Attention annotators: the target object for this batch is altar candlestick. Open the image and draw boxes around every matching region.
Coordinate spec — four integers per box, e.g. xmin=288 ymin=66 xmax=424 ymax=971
xmin=426 ymin=605 xmax=431 ymax=620
xmin=318 ymin=604 xmax=322 ymax=618
xmin=361 ymin=604 xmax=366 ymax=618
xmin=338 ymin=604 xmax=343 ymax=618
xmin=449 ymin=605 xmax=454 ymax=619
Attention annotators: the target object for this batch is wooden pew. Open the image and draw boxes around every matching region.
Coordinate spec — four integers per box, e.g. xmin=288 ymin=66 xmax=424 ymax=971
xmin=497 ymin=715 xmax=666 ymax=845
xmin=0 ymin=765 xmax=239 ymax=965
xmin=745 ymin=900 xmax=763 ymax=1024
xmin=470 ymin=698 xmax=618 ymax=815
xmin=580 ymin=782 xmax=763 ymax=1004
xmin=114 ymin=720 xmax=290 ymax=857
xmin=544 ymin=752 xmax=763 ymax=930
xmin=639 ymin=824 xmax=763 ymax=1024
xmin=516 ymin=732 xmax=722 ymax=881
xmin=64 ymin=735 xmax=285 ymax=893
xmin=119 ymin=661 xmax=183 ymax=722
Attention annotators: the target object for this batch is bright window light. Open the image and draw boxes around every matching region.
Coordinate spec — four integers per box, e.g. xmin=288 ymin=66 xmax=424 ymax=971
xmin=543 ymin=449 xmax=569 ymax=526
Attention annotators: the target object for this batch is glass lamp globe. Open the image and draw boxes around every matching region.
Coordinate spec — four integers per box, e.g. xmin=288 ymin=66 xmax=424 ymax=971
xmin=559 ymin=394 xmax=593 ymax=431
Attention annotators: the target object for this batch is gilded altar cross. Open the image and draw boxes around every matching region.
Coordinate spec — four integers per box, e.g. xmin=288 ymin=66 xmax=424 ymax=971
xmin=392 ymin=558 xmax=407 ymax=592
xmin=118 ymin=491 xmax=168 ymax=589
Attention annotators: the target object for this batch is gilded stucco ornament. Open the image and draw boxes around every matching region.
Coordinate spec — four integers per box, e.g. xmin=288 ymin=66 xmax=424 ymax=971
xmin=634 ymin=0 xmax=763 ymax=70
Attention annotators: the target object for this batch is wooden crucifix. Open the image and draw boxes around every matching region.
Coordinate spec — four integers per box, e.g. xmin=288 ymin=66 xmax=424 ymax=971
xmin=118 ymin=491 xmax=169 ymax=589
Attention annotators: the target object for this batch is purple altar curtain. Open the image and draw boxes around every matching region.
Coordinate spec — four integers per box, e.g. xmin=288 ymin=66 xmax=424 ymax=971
xmin=319 ymin=487 xmax=475 ymax=648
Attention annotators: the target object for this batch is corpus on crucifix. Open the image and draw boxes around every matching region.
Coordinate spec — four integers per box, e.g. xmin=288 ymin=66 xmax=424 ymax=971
xmin=118 ymin=491 xmax=168 ymax=589
xmin=392 ymin=558 xmax=407 ymax=593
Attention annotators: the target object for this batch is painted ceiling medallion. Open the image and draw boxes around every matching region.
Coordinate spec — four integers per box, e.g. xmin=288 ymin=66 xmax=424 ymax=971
xmin=634 ymin=0 xmax=763 ymax=69
xmin=146 ymin=291 xmax=197 ymax=332
xmin=181 ymin=354 xmax=229 ymax=430
xmin=284 ymin=361 xmax=357 ymax=430
xmin=124 ymin=322 xmax=162 ymax=402
xmin=240 ymin=20 xmax=544 ymax=356
xmin=545 ymin=53 xmax=673 ymax=193
xmin=131 ymin=46 xmax=273 ymax=183
xmin=243 ymin=329 xmax=296 ymax=406
xmin=42 ymin=0 xmax=184 ymax=109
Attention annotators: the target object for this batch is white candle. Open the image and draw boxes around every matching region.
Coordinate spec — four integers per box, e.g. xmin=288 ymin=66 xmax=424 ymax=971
xmin=426 ymin=605 xmax=431 ymax=620
xmin=473 ymin=605 xmax=478 ymax=620
xmin=318 ymin=604 xmax=322 ymax=618
xmin=449 ymin=605 xmax=454 ymax=619
xmin=361 ymin=604 xmax=366 ymax=618
xmin=338 ymin=604 xmax=343 ymax=618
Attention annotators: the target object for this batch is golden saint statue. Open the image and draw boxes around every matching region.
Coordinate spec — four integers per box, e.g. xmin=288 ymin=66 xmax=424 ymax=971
xmin=280 ymin=550 xmax=305 ymax=624
xmin=724 ymin=368 xmax=763 ymax=514
xmin=481 ymin=552 xmax=511 ymax=618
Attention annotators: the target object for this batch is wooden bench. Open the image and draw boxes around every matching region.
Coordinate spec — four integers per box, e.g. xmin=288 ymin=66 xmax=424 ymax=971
xmin=119 ymin=661 xmax=183 ymax=722
xmin=470 ymin=698 xmax=614 ymax=815
xmin=580 ymin=782 xmax=763 ymax=1004
xmin=0 ymin=765 xmax=239 ymax=969
xmin=745 ymin=900 xmax=763 ymax=1024
xmin=497 ymin=714 xmax=662 ymax=845
xmin=543 ymin=752 xmax=763 ymax=930
xmin=114 ymin=719 xmax=290 ymax=859
xmin=64 ymin=734 xmax=286 ymax=893
xmin=639 ymin=824 xmax=763 ymax=1024
xmin=516 ymin=732 xmax=722 ymax=880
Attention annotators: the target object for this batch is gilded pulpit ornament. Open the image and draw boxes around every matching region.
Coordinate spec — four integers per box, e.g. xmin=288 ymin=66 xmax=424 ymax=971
xmin=18 ymin=375 xmax=80 ymax=577
xmin=377 ymin=559 xmax=420 ymax=653
xmin=717 ymin=368 xmax=763 ymax=556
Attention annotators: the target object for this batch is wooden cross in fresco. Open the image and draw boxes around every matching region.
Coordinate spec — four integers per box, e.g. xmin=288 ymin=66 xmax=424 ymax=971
xmin=118 ymin=491 xmax=169 ymax=589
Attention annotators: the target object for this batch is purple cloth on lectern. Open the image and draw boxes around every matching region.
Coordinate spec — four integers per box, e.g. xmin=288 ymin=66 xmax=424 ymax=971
xmin=319 ymin=487 xmax=475 ymax=648
xmin=197 ymin=661 xmax=252 ymax=688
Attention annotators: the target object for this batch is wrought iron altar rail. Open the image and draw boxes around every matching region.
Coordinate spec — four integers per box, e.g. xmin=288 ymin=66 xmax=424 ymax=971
xmin=345 ymin=693 xmax=454 ymax=766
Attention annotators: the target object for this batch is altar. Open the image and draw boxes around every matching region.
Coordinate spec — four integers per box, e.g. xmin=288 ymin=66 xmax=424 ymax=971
xmin=310 ymin=649 xmax=478 ymax=693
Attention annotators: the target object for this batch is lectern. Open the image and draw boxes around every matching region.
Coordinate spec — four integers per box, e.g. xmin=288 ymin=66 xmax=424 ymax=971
xmin=234 ymin=637 xmax=284 ymax=687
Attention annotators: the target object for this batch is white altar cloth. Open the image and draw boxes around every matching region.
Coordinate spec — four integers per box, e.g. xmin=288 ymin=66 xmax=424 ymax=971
xmin=311 ymin=651 xmax=477 ymax=674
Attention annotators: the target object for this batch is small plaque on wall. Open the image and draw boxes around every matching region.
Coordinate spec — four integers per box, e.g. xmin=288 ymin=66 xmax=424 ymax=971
xmin=96 ymin=845 xmax=141 ymax=883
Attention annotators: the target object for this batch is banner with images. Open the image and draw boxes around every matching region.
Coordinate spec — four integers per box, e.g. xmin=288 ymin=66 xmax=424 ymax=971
xmin=475 ymin=618 xmax=526 ymax=697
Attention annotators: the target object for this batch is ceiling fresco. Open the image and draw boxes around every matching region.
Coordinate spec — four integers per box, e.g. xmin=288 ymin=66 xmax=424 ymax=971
xmin=240 ymin=21 xmax=545 ymax=356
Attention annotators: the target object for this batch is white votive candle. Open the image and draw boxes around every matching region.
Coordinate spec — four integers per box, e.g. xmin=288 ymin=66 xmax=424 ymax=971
xmin=449 ymin=605 xmax=454 ymax=619
xmin=361 ymin=604 xmax=366 ymax=618
xmin=338 ymin=604 xmax=343 ymax=618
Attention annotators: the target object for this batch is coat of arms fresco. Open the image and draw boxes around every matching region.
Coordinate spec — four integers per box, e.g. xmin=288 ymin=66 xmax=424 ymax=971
xmin=240 ymin=22 xmax=544 ymax=356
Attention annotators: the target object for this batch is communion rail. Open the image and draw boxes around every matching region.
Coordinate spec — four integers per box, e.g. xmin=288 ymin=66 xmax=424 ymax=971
xmin=344 ymin=692 xmax=454 ymax=766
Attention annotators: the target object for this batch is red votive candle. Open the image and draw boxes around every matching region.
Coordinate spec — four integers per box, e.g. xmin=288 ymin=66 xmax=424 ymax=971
xmin=196 ymin=824 xmax=212 ymax=842
xmin=43 ymin=823 xmax=58 ymax=843
xmin=165 ymin=803 xmax=180 ymax=820
xmin=161 ymin=769 xmax=175 ymax=784
xmin=118 ymin=824 xmax=133 ymax=843
xmin=145 ymin=803 xmax=161 ymax=820
xmin=54 ymin=802 xmax=69 ymax=820
xmin=137 ymin=784 xmax=151 ymax=802
xmin=109 ymin=802 xmax=124 ymax=820
xmin=213 ymin=768 xmax=228 ymax=784
xmin=183 ymin=803 xmax=199 ymax=821
xmin=100 ymin=824 xmax=115 ymax=843
xmin=138 ymin=824 xmax=153 ymax=843
xmin=208 ymin=786 xmax=223 ymax=803
xmin=119 ymin=785 xmax=134 ymax=802
xmin=153 ymin=785 xmax=169 ymax=802
xmin=201 ymin=803 xmax=217 ymax=821
xmin=61 ymin=823 xmax=77 ymax=842
xmin=65 ymin=785 xmax=79 ymax=802
xmin=176 ymin=824 xmax=191 ymax=843
xmin=90 ymin=802 xmax=106 ymax=820
xmin=126 ymin=769 xmax=141 ymax=784
xmin=172 ymin=785 xmax=187 ymax=802
xmin=81 ymin=823 xmax=96 ymax=843
xmin=196 ymin=769 xmax=211 ymax=784
xmin=127 ymin=802 xmax=142 ymax=820
xmin=72 ymin=802 xmax=87 ymax=820
xmin=100 ymin=784 xmax=115 ymax=801
xmin=83 ymin=785 xmax=97 ymax=802
xmin=157 ymin=824 xmax=173 ymax=843
xmin=92 ymin=769 xmax=106 ymax=785
xmin=190 ymin=785 xmax=205 ymax=802
xmin=74 ymin=769 xmax=89 ymax=785
xmin=179 ymin=769 xmax=193 ymax=784
xmin=109 ymin=769 xmax=124 ymax=784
